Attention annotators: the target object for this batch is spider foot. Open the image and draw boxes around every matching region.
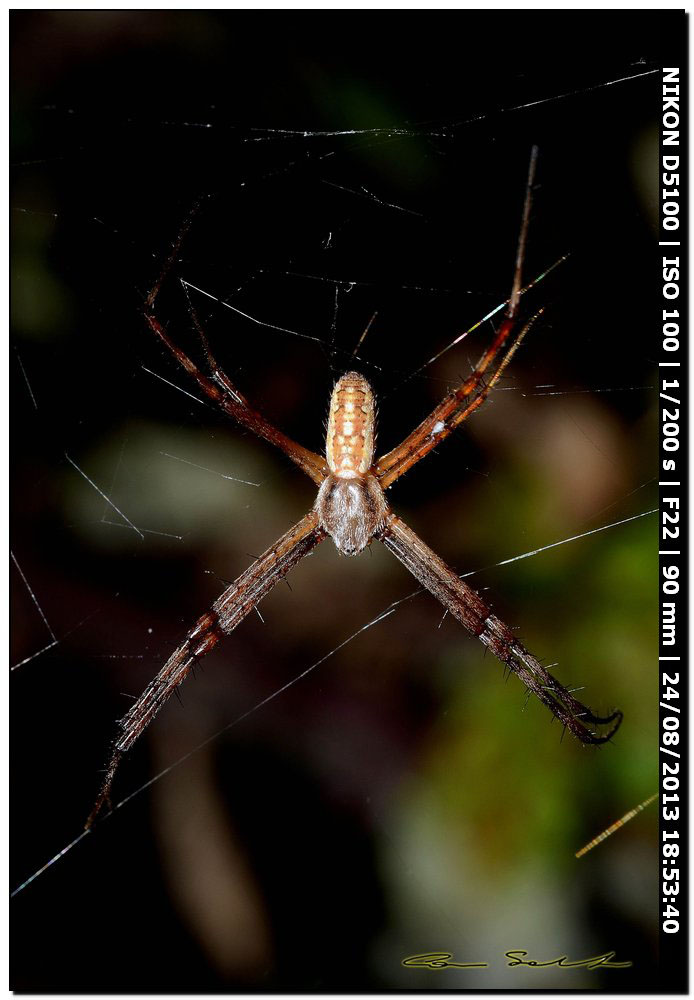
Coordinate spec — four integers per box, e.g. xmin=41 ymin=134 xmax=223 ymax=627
xmin=580 ymin=708 xmax=623 ymax=745
xmin=84 ymin=749 xmax=122 ymax=830
xmin=85 ymin=793 xmax=110 ymax=831
xmin=581 ymin=706 xmax=623 ymax=727
xmin=563 ymin=704 xmax=622 ymax=745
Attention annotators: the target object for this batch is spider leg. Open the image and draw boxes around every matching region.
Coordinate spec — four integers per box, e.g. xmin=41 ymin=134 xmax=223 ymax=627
xmin=145 ymin=198 xmax=204 ymax=313
xmin=144 ymin=307 xmax=326 ymax=485
xmin=378 ymin=513 xmax=622 ymax=744
xmin=376 ymin=308 xmax=542 ymax=489
xmin=86 ymin=510 xmax=325 ymax=828
xmin=143 ymin=213 xmax=326 ymax=485
xmin=180 ymin=279 xmax=250 ymax=408
xmin=146 ymin=200 xmax=250 ymax=408
xmin=375 ymin=146 xmax=540 ymax=489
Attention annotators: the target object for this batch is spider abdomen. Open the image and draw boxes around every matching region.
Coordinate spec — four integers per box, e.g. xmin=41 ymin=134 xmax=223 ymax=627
xmin=315 ymin=473 xmax=387 ymax=556
xmin=325 ymin=371 xmax=376 ymax=478
xmin=319 ymin=372 xmax=386 ymax=554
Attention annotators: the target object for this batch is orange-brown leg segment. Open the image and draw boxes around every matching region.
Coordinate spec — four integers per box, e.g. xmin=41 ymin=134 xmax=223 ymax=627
xmin=375 ymin=308 xmax=542 ymax=489
xmin=143 ymin=204 xmax=326 ymax=486
xmin=144 ymin=308 xmax=327 ymax=486
xmin=376 ymin=146 xmax=540 ymax=490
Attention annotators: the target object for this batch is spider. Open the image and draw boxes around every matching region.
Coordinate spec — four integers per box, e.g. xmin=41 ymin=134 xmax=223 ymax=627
xmin=86 ymin=148 xmax=622 ymax=829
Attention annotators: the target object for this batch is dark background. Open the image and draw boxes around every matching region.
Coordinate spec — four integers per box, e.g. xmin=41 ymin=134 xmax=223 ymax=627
xmin=12 ymin=11 xmax=668 ymax=991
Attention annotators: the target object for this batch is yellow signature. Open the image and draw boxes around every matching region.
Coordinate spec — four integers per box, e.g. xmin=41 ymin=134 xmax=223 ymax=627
xmin=402 ymin=954 xmax=488 ymax=970
xmin=402 ymin=949 xmax=632 ymax=971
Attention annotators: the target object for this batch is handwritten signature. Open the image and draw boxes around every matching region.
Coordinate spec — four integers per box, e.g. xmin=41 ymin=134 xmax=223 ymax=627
xmin=505 ymin=950 xmax=632 ymax=970
xmin=402 ymin=950 xmax=632 ymax=971
xmin=402 ymin=954 xmax=488 ymax=970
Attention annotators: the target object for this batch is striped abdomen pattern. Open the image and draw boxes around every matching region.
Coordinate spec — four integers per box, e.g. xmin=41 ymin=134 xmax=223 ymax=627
xmin=326 ymin=372 xmax=375 ymax=478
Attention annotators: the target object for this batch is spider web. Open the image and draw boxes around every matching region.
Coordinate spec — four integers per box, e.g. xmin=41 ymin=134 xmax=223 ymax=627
xmin=11 ymin=11 xmax=663 ymax=991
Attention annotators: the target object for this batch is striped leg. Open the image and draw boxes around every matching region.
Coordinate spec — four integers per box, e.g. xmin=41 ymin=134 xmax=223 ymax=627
xmin=379 ymin=513 xmax=622 ymax=745
xmin=86 ymin=511 xmax=325 ymax=828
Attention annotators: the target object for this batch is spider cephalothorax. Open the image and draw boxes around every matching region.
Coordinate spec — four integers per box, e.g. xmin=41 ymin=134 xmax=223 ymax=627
xmin=315 ymin=372 xmax=388 ymax=555
xmin=86 ymin=148 xmax=622 ymax=830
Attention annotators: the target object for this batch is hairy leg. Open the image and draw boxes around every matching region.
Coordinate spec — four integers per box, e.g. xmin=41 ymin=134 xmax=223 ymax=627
xmin=379 ymin=513 xmax=622 ymax=744
xmin=87 ymin=510 xmax=325 ymax=827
